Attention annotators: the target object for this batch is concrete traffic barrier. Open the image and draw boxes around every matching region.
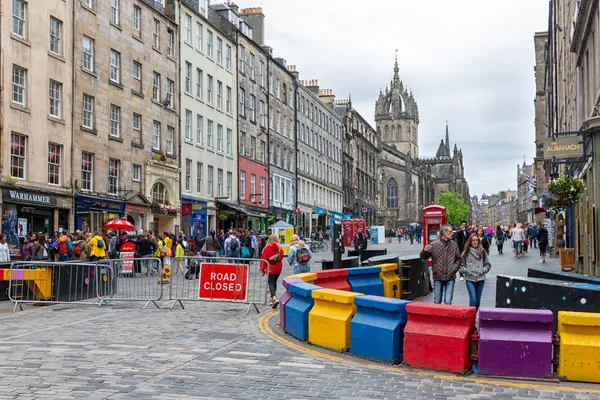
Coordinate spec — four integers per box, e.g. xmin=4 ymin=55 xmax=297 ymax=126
xmin=528 ymin=268 xmax=600 ymax=284
xmin=379 ymin=264 xmax=401 ymax=299
xmin=280 ymin=277 xmax=305 ymax=331
xmin=285 ymin=272 xmax=317 ymax=283
xmin=478 ymin=307 xmax=554 ymax=379
xmin=347 ymin=266 xmax=384 ymax=296
xmin=403 ymin=303 xmax=476 ymax=373
xmin=558 ymin=311 xmax=600 ymax=383
xmin=399 ymin=255 xmax=431 ymax=300
xmin=314 ymin=269 xmax=351 ymax=291
xmin=308 ymin=288 xmax=363 ymax=351
xmin=350 ymin=295 xmax=410 ymax=363
xmin=285 ymin=282 xmax=322 ymax=341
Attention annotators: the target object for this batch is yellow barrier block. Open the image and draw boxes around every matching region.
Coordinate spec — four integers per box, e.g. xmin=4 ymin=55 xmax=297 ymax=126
xmin=285 ymin=272 xmax=317 ymax=283
xmin=379 ymin=263 xmax=401 ymax=299
xmin=558 ymin=311 xmax=600 ymax=383
xmin=308 ymin=288 xmax=363 ymax=351
xmin=24 ymin=268 xmax=53 ymax=300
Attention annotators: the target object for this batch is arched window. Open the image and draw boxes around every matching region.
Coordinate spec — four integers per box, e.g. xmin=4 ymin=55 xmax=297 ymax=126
xmin=151 ymin=182 xmax=169 ymax=205
xmin=386 ymin=178 xmax=398 ymax=209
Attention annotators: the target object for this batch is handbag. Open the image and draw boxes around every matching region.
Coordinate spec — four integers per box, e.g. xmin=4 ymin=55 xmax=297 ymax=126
xmin=268 ymin=252 xmax=281 ymax=264
xmin=241 ymin=246 xmax=252 ymax=258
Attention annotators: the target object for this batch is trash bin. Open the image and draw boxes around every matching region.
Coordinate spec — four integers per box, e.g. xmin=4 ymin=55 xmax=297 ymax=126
xmin=367 ymin=255 xmax=400 ymax=268
xmin=320 ymin=256 xmax=360 ymax=270
xmin=559 ymin=249 xmax=575 ymax=271
xmin=399 ymin=255 xmax=431 ymax=300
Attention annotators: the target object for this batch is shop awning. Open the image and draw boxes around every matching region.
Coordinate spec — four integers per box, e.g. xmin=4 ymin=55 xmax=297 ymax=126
xmin=218 ymin=201 xmax=264 ymax=218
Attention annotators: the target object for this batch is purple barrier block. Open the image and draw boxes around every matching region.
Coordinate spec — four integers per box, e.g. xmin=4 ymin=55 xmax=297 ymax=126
xmin=478 ymin=307 xmax=554 ymax=379
xmin=11 ymin=269 xmax=24 ymax=280
xmin=280 ymin=278 xmax=304 ymax=330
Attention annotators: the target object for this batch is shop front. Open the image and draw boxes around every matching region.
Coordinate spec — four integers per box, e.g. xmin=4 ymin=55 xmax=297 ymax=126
xmin=150 ymin=206 xmax=178 ymax=234
xmin=125 ymin=202 xmax=149 ymax=233
xmin=182 ymin=198 xmax=208 ymax=240
xmin=2 ymin=187 xmax=71 ymax=242
xmin=75 ymin=195 xmax=125 ymax=234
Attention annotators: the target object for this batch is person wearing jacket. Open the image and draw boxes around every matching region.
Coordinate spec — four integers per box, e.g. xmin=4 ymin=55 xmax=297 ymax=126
xmin=72 ymin=234 xmax=88 ymax=261
xmin=86 ymin=233 xmax=106 ymax=261
xmin=21 ymin=235 xmax=34 ymax=261
xmin=420 ymin=224 xmax=462 ymax=305
xmin=33 ymin=234 xmax=50 ymax=261
xmin=495 ymin=225 xmax=506 ymax=254
xmin=287 ymin=234 xmax=313 ymax=274
xmin=174 ymin=238 xmax=186 ymax=274
xmin=476 ymin=227 xmax=490 ymax=254
xmin=460 ymin=233 xmax=491 ymax=310
xmin=0 ymin=234 xmax=10 ymax=262
xmin=537 ymin=225 xmax=549 ymax=263
xmin=135 ymin=234 xmax=157 ymax=275
xmin=57 ymin=232 xmax=73 ymax=262
xmin=511 ymin=223 xmax=525 ymax=258
xmin=260 ymin=234 xmax=285 ymax=308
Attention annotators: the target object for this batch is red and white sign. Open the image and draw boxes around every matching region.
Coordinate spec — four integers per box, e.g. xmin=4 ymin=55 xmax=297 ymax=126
xmin=120 ymin=242 xmax=136 ymax=274
xmin=198 ymin=263 xmax=248 ymax=301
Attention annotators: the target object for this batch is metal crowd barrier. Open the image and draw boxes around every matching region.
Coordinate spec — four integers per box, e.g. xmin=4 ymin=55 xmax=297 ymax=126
xmin=98 ymin=257 xmax=164 ymax=309
xmin=7 ymin=261 xmax=110 ymax=312
xmin=168 ymin=256 xmax=271 ymax=314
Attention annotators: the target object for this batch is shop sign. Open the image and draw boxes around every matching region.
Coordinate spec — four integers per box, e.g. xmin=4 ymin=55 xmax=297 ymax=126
xmin=77 ymin=195 xmax=125 ymax=213
xmin=315 ymin=208 xmax=325 ymax=215
xmin=3 ymin=188 xmax=57 ymax=206
xmin=544 ymin=136 xmax=584 ymax=160
xmin=152 ymin=207 xmax=178 ymax=216
xmin=198 ymin=263 xmax=248 ymax=301
xmin=181 ymin=203 xmax=193 ymax=216
xmin=192 ymin=202 xmax=206 ymax=211
xmin=125 ymin=204 xmax=148 ymax=214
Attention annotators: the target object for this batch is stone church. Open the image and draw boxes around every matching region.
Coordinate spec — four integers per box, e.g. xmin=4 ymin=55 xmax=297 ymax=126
xmin=375 ymin=57 xmax=470 ymax=229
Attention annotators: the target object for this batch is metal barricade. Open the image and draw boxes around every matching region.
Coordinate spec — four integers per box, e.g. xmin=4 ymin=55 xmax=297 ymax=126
xmin=7 ymin=261 xmax=109 ymax=312
xmin=98 ymin=257 xmax=164 ymax=309
xmin=168 ymin=255 xmax=270 ymax=314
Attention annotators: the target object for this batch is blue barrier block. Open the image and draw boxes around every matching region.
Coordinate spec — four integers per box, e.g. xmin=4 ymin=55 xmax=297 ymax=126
xmin=285 ymin=282 xmax=322 ymax=341
xmin=347 ymin=266 xmax=384 ymax=296
xmin=350 ymin=295 xmax=411 ymax=363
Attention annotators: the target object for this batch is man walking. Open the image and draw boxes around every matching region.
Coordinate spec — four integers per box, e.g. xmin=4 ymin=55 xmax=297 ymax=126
xmin=420 ymin=224 xmax=462 ymax=305
xmin=456 ymin=220 xmax=469 ymax=250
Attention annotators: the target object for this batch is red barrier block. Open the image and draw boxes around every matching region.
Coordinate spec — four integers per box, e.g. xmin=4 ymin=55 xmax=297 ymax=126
xmin=403 ymin=303 xmax=476 ymax=373
xmin=314 ymin=269 xmax=350 ymax=292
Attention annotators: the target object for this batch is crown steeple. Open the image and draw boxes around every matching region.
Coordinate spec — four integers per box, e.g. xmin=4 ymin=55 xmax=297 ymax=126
xmin=393 ymin=49 xmax=400 ymax=87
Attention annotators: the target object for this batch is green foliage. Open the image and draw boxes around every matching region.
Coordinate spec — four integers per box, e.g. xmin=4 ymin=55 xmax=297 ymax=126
xmin=437 ymin=191 xmax=470 ymax=226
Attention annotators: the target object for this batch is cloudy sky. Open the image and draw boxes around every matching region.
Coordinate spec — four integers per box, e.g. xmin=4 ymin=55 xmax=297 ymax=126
xmin=233 ymin=0 xmax=550 ymax=198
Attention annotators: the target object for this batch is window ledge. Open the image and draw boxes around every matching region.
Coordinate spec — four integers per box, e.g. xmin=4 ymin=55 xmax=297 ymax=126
xmin=10 ymin=103 xmax=30 ymax=114
xmin=166 ymin=107 xmax=177 ymax=115
xmin=109 ymin=136 xmax=124 ymax=143
xmin=195 ymin=143 xmax=204 ymax=149
xmin=48 ymin=116 xmax=66 ymax=125
xmin=82 ymin=67 xmax=98 ymax=78
xmin=11 ymin=34 xmax=31 ymax=47
xmin=132 ymin=90 xmax=144 ymax=98
xmin=81 ymin=4 xmax=96 ymax=15
xmin=153 ymin=47 xmax=162 ymax=55
xmin=166 ymin=154 xmax=176 ymax=159
xmin=109 ymin=80 xmax=124 ymax=90
xmin=184 ymin=92 xmax=194 ymax=99
xmin=81 ymin=126 xmax=97 ymax=135
xmin=133 ymin=34 xmax=143 ymax=43
xmin=110 ymin=22 xmax=122 ymax=31
xmin=152 ymin=99 xmax=163 ymax=107
xmin=167 ymin=54 xmax=176 ymax=62
xmin=48 ymin=51 xmax=66 ymax=63
xmin=151 ymin=149 xmax=162 ymax=154
xmin=132 ymin=141 xmax=144 ymax=149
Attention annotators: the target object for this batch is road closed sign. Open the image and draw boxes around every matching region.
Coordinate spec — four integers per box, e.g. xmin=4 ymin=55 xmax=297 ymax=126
xmin=198 ymin=263 xmax=249 ymax=301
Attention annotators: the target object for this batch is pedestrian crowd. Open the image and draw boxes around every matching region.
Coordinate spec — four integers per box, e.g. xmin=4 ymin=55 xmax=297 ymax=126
xmin=395 ymin=225 xmax=423 ymax=245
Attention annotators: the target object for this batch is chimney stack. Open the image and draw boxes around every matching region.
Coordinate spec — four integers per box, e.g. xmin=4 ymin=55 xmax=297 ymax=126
xmin=305 ymin=79 xmax=319 ymax=95
xmin=287 ymin=65 xmax=299 ymax=80
xmin=240 ymin=7 xmax=265 ymax=45
xmin=319 ymin=89 xmax=336 ymax=107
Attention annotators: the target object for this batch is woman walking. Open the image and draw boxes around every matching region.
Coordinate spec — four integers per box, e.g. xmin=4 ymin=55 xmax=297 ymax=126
xmin=495 ymin=225 xmax=506 ymax=254
xmin=260 ymin=234 xmax=285 ymax=308
xmin=460 ymin=233 xmax=491 ymax=310
xmin=287 ymin=234 xmax=313 ymax=274
xmin=511 ymin=223 xmax=525 ymax=258
xmin=203 ymin=230 xmax=220 ymax=261
xmin=537 ymin=225 xmax=549 ymax=263
xmin=476 ymin=227 xmax=490 ymax=254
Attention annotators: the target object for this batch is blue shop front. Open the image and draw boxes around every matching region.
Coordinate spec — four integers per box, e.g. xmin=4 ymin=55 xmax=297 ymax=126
xmin=182 ymin=198 xmax=207 ymax=240
xmin=75 ymin=195 xmax=125 ymax=233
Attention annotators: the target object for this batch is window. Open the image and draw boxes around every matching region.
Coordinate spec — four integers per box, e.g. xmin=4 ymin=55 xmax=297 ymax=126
xmin=216 ymin=38 xmax=222 ymax=64
xmin=152 ymin=121 xmax=160 ymax=150
xmin=276 ymin=112 xmax=281 ymax=133
xmin=82 ymin=94 xmax=94 ymax=129
xmin=185 ymin=62 xmax=191 ymax=93
xmin=151 ymin=182 xmax=168 ymax=204
xmin=217 ymin=124 xmax=223 ymax=152
xmin=268 ymin=72 xmax=273 ymax=94
xmin=239 ymin=88 xmax=245 ymax=116
xmin=108 ymin=159 xmax=120 ymax=195
xmin=289 ymin=118 xmax=293 ymax=138
xmin=260 ymin=101 xmax=265 ymax=127
xmin=239 ymin=46 xmax=245 ymax=74
xmin=207 ymin=120 xmax=213 ymax=148
xmin=167 ymin=29 xmax=174 ymax=57
xmin=207 ymin=166 xmax=213 ymax=196
xmin=249 ymin=95 xmax=256 ymax=122
xmin=196 ymin=22 xmax=203 ymax=51
xmin=185 ymin=110 xmax=192 ymax=140
xmin=196 ymin=68 xmax=203 ymax=99
xmin=196 ymin=114 xmax=203 ymax=144
xmin=12 ymin=65 xmax=26 ymax=106
xmin=227 ymin=171 xmax=232 ymax=200
xmin=269 ymin=106 xmax=273 ymax=128
xmin=196 ymin=162 xmax=202 ymax=193
xmin=225 ymin=45 xmax=231 ymax=70
xmin=260 ymin=140 xmax=266 ymax=162
xmin=82 ymin=36 xmax=94 ymax=71
xmin=110 ymin=50 xmax=120 ymax=83
xmin=81 ymin=152 xmax=93 ymax=191
xmin=289 ymin=88 xmax=294 ymax=108
xmin=239 ymin=131 xmax=245 ymax=156
xmin=133 ymin=5 xmax=141 ymax=33
xmin=207 ymin=30 xmax=213 ymax=57
xmin=250 ymin=174 xmax=256 ymax=202
xmin=276 ymin=79 xmax=281 ymax=99
xmin=10 ymin=133 xmax=26 ymax=179
xmin=166 ymin=79 xmax=174 ymax=108
xmin=49 ymin=80 xmax=62 ymax=119
xmin=185 ymin=159 xmax=192 ymax=191
xmin=133 ymin=113 xmax=142 ymax=142
xmin=184 ymin=14 xmax=191 ymax=43
xmin=226 ymin=128 xmax=232 ymax=155
xmin=259 ymin=61 xmax=265 ymax=87
xmin=49 ymin=17 xmax=61 ymax=55
xmin=387 ymin=178 xmax=399 ymax=208
xmin=133 ymin=164 xmax=141 ymax=182
xmin=259 ymin=177 xmax=265 ymax=204
xmin=226 ymin=86 xmax=231 ymax=113
xmin=152 ymin=72 xmax=160 ymax=101
xmin=133 ymin=61 xmax=142 ymax=93
xmin=217 ymin=81 xmax=223 ymax=109
xmin=167 ymin=126 xmax=174 ymax=155
xmin=153 ymin=19 xmax=160 ymax=49
xmin=109 ymin=104 xmax=120 ymax=138
xmin=249 ymin=53 xmax=255 ymax=80
xmin=239 ymin=171 xmax=246 ymax=199
xmin=82 ymin=0 xmax=93 ymax=8
xmin=250 ymin=136 xmax=256 ymax=159
xmin=207 ymin=75 xmax=213 ymax=104
xmin=12 ymin=0 xmax=26 ymax=38
xmin=111 ymin=0 xmax=119 ymax=25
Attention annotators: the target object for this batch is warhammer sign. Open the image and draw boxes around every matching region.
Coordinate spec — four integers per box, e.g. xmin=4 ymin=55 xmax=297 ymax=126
xmin=544 ymin=136 xmax=584 ymax=160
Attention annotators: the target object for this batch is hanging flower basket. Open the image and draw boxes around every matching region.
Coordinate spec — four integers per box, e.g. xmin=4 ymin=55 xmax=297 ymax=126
xmin=218 ymin=214 xmax=229 ymax=221
xmin=544 ymin=176 xmax=585 ymax=210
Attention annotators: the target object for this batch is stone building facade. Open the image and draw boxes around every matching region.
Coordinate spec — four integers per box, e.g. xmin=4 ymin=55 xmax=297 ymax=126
xmin=1 ymin=0 xmax=74 ymax=239
xmin=516 ymin=162 xmax=535 ymax=223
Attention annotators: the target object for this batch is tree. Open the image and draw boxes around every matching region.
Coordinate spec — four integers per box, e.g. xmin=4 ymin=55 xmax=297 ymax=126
xmin=437 ymin=191 xmax=470 ymax=226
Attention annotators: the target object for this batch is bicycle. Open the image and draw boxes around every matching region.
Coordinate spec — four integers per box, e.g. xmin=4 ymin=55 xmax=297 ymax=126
xmin=308 ymin=240 xmax=328 ymax=253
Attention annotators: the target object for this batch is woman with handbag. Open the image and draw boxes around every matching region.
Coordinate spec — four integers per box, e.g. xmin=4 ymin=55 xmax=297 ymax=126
xmin=260 ymin=234 xmax=284 ymax=308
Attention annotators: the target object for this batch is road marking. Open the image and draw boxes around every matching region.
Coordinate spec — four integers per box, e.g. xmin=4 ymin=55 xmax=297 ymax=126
xmin=0 ymin=314 xmax=111 ymax=341
xmin=258 ymin=311 xmax=600 ymax=395
xmin=107 ymin=344 xmax=149 ymax=349
xmin=212 ymin=357 xmax=259 ymax=364
xmin=228 ymin=351 xmax=270 ymax=357
xmin=279 ymin=361 xmax=324 ymax=369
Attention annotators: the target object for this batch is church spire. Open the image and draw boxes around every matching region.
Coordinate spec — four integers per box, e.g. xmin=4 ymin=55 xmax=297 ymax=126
xmin=393 ymin=49 xmax=400 ymax=86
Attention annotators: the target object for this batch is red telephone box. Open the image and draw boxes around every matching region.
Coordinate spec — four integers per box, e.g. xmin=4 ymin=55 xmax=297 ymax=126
xmin=422 ymin=205 xmax=446 ymax=248
xmin=342 ymin=219 xmax=366 ymax=247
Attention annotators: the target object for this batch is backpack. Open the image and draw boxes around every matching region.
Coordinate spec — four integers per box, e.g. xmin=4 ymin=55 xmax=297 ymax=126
xmin=229 ymin=237 xmax=239 ymax=251
xmin=97 ymin=238 xmax=105 ymax=249
xmin=295 ymin=245 xmax=311 ymax=263
xmin=73 ymin=245 xmax=82 ymax=257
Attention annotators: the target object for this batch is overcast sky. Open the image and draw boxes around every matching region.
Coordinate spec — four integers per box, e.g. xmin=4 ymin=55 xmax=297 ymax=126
xmin=233 ymin=0 xmax=550 ymax=198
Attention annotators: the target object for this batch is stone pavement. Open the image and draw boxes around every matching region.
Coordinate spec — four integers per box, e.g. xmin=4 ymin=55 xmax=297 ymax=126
xmin=0 ymin=240 xmax=595 ymax=399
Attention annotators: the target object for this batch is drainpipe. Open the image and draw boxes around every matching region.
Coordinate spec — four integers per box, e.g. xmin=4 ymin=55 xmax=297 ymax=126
xmin=70 ymin=0 xmax=76 ymax=231
xmin=176 ymin=2 xmax=182 ymax=233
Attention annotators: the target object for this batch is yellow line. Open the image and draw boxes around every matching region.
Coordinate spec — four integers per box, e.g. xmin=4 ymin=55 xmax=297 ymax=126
xmin=258 ymin=311 xmax=600 ymax=395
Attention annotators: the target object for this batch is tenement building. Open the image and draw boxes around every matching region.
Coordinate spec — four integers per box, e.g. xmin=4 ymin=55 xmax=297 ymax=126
xmin=73 ymin=0 xmax=180 ymax=233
